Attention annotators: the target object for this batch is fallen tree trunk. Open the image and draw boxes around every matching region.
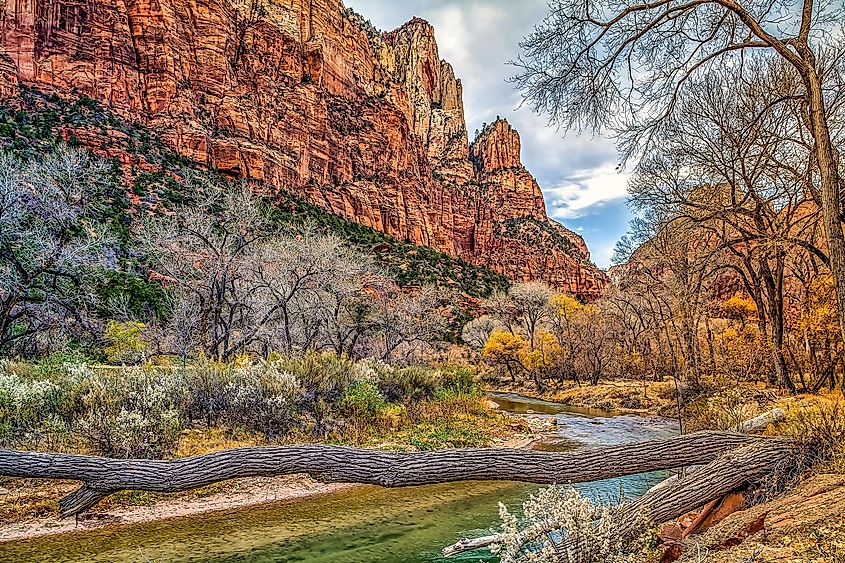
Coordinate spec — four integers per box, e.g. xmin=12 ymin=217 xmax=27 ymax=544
xmin=619 ymin=438 xmax=793 ymax=535
xmin=554 ymin=438 xmax=794 ymax=561
xmin=0 ymin=431 xmax=768 ymax=517
xmin=644 ymin=408 xmax=785 ymax=496
xmin=443 ymin=439 xmax=795 ymax=559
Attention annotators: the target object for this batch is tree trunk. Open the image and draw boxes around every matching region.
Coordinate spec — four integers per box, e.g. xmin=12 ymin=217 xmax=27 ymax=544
xmin=0 ymin=432 xmax=775 ymax=517
xmin=445 ymin=439 xmax=795 ymax=559
xmin=560 ymin=439 xmax=794 ymax=561
xmin=616 ymin=440 xmax=792 ymax=539
xmin=805 ymin=66 xmax=845 ymax=355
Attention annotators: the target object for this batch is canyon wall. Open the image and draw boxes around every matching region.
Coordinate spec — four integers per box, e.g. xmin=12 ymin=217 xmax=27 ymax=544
xmin=0 ymin=0 xmax=608 ymax=298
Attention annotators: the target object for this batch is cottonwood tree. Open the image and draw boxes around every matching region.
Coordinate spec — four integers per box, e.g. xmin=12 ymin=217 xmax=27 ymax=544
xmin=509 ymin=282 xmax=554 ymax=351
xmin=143 ymin=178 xmax=450 ymax=361
xmin=629 ymin=63 xmax=827 ymax=390
xmin=140 ymin=177 xmax=273 ymax=360
xmin=548 ymin=295 xmax=587 ymax=384
xmin=246 ymin=229 xmax=375 ymax=355
xmin=461 ymin=315 xmax=502 ymax=351
xmin=371 ymin=285 xmax=451 ymax=363
xmin=483 ymin=283 xmax=554 ymax=348
xmin=514 ymin=0 xmax=845 ymax=350
xmin=0 ymin=148 xmax=112 ymax=355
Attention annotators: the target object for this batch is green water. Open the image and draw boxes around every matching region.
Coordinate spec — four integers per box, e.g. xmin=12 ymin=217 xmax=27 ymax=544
xmin=0 ymin=395 xmax=679 ymax=563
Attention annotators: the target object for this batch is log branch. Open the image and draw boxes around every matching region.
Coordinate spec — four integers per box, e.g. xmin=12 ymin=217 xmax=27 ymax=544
xmin=444 ymin=440 xmax=795 ymax=559
xmin=736 ymin=408 xmax=785 ymax=433
xmin=0 ymin=431 xmax=770 ymax=517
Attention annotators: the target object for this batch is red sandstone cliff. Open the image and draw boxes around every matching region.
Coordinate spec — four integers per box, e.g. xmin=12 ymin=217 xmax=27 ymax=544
xmin=0 ymin=0 xmax=608 ymax=298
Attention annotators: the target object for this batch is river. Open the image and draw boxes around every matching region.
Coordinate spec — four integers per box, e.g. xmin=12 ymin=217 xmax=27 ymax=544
xmin=1 ymin=393 xmax=680 ymax=563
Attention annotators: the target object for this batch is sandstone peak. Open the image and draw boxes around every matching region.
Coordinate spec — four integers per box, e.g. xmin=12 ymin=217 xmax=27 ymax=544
xmin=383 ymin=17 xmax=432 ymax=46
xmin=0 ymin=0 xmax=608 ymax=299
xmin=470 ymin=118 xmax=522 ymax=171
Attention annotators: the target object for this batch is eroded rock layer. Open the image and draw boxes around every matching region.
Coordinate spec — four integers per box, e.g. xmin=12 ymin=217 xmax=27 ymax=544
xmin=0 ymin=0 xmax=608 ymax=298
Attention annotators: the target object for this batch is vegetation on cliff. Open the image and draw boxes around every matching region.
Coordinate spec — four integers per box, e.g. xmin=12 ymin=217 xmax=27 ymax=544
xmin=0 ymin=0 xmax=844 ymax=559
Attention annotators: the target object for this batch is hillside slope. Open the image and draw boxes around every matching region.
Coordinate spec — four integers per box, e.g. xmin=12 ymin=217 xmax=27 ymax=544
xmin=0 ymin=0 xmax=608 ymax=298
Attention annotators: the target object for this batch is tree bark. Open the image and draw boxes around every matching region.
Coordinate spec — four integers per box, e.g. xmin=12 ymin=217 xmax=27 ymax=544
xmin=0 ymin=432 xmax=774 ymax=517
xmin=444 ymin=439 xmax=794 ymax=559
xmin=803 ymin=63 xmax=845 ymax=355
xmin=556 ymin=439 xmax=794 ymax=562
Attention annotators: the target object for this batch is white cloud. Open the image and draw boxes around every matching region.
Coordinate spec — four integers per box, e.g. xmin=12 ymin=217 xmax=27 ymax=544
xmin=546 ymin=164 xmax=631 ymax=219
xmin=346 ymin=0 xmax=631 ymax=261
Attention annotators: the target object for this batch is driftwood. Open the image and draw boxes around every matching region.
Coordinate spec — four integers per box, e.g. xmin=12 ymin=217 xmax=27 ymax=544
xmin=442 ymin=439 xmax=794 ymax=559
xmin=444 ymin=408 xmax=792 ymax=558
xmin=0 ymin=431 xmax=768 ymax=517
xmin=442 ymin=535 xmax=501 ymax=557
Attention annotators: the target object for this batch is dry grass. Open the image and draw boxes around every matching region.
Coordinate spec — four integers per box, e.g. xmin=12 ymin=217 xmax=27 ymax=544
xmin=0 ymin=395 xmax=520 ymax=522
xmin=489 ymin=379 xmax=677 ymax=414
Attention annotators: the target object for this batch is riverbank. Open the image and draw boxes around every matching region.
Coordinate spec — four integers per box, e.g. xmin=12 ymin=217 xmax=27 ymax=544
xmin=0 ymin=405 xmax=535 ymax=543
xmin=487 ymin=380 xmax=676 ymax=415
xmin=0 ymin=475 xmax=359 ymax=542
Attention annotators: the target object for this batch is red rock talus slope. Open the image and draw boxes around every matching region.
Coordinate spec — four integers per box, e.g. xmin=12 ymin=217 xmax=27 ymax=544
xmin=0 ymin=0 xmax=608 ymax=298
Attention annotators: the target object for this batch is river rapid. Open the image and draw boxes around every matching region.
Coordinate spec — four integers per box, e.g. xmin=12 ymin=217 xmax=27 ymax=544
xmin=1 ymin=393 xmax=680 ymax=563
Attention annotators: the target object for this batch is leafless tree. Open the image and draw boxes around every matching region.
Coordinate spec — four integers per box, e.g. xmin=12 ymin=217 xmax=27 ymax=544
xmin=509 ymin=282 xmax=555 ymax=351
xmin=371 ymin=285 xmax=451 ymax=364
xmin=628 ymin=61 xmax=829 ymax=390
xmin=140 ymin=177 xmax=273 ymax=360
xmin=0 ymin=147 xmax=113 ymax=355
xmin=142 ymin=177 xmax=450 ymax=361
xmin=514 ymin=0 xmax=845 ymax=350
xmin=461 ymin=315 xmax=502 ymax=351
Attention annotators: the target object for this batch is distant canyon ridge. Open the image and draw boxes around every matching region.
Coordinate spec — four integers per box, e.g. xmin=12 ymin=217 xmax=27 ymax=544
xmin=0 ymin=0 xmax=608 ymax=298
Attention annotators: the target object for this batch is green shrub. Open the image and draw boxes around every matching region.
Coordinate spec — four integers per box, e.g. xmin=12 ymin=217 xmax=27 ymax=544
xmin=104 ymin=320 xmax=147 ymax=365
xmin=278 ymin=352 xmax=357 ymax=403
xmin=340 ymin=379 xmax=387 ymax=419
xmin=0 ymin=369 xmax=66 ymax=449
xmin=224 ymin=360 xmax=301 ymax=440
xmin=73 ymin=365 xmax=184 ymax=458
xmin=436 ymin=365 xmax=482 ymax=400
xmin=374 ymin=364 xmax=441 ymax=403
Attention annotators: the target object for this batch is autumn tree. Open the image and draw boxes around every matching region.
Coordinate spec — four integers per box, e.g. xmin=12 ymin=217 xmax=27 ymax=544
xmin=514 ymin=0 xmax=845 ymax=355
xmin=626 ymin=60 xmax=832 ymax=390
xmin=482 ymin=330 xmax=528 ymax=383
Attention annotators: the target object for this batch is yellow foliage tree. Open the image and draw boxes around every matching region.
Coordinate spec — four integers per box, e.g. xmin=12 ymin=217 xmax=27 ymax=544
xmin=482 ymin=330 xmax=528 ymax=383
xmin=719 ymin=296 xmax=757 ymax=327
xmin=104 ymin=320 xmax=147 ymax=365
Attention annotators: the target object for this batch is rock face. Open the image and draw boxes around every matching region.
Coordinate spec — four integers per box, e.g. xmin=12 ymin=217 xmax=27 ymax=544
xmin=0 ymin=0 xmax=608 ymax=298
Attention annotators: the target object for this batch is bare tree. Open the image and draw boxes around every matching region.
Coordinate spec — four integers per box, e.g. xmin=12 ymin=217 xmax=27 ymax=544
xmin=514 ymin=0 xmax=845 ymax=350
xmin=371 ymin=285 xmax=451 ymax=364
xmin=0 ymin=147 xmax=113 ymax=355
xmin=140 ymin=177 xmax=273 ymax=360
xmin=142 ymin=177 xmax=451 ymax=361
xmin=628 ymin=61 xmax=829 ymax=390
xmin=461 ymin=315 xmax=502 ymax=351
xmin=509 ymin=282 xmax=554 ymax=351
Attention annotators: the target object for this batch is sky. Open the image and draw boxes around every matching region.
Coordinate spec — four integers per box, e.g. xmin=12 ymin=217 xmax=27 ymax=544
xmin=346 ymin=0 xmax=632 ymax=269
